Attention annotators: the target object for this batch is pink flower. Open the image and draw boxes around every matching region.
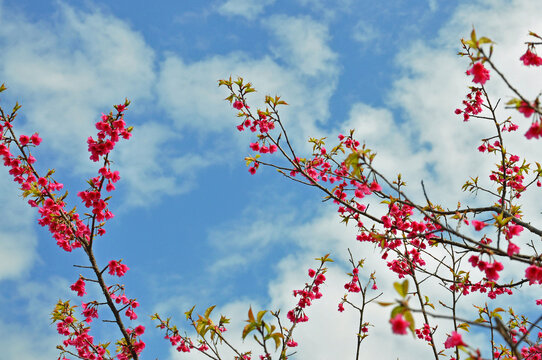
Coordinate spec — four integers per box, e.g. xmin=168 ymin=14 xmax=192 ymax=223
xmin=444 ymin=331 xmax=466 ymax=348
xmin=520 ymin=49 xmax=542 ymax=66
xmin=466 ymin=62 xmax=490 ymax=85
xmin=19 ymin=134 xmax=30 ymax=146
xmin=370 ymin=181 xmax=382 ymax=192
xmin=308 ymin=268 xmax=316 ymax=277
xmin=134 ymin=325 xmax=145 ymax=336
xmin=526 ymin=265 xmax=542 ymax=284
xmin=38 ymin=177 xmax=48 ymax=187
xmin=126 ymin=308 xmax=138 ymax=320
xmin=70 ymin=277 xmax=86 ymax=297
xmin=525 ymin=121 xmax=542 ymax=139
xmin=507 ymin=242 xmax=520 ymax=256
xmin=471 ymin=220 xmax=487 ymax=231
xmin=30 ymin=133 xmax=42 ymax=145
xmin=505 ymin=224 xmax=524 ymax=239
xmin=233 ymin=100 xmax=244 ymax=110
xmin=338 ymin=303 xmax=345 ymax=312
xmin=484 ymin=261 xmax=503 ymax=281
xmin=108 ymin=260 xmax=129 ymax=277
xmin=389 ymin=314 xmax=409 ymax=335
xmin=518 ymin=102 xmax=535 ymax=117
xmin=286 ymin=339 xmax=298 ymax=347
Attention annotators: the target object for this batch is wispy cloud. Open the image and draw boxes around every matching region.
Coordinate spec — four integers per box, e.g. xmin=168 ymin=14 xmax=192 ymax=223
xmin=216 ymin=0 xmax=276 ymax=19
xmin=0 ymin=176 xmax=37 ymax=280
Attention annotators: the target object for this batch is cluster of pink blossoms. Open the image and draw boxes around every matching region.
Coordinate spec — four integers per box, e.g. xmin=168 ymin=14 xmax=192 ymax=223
xmin=1 ymin=117 xmax=94 ymax=252
xmin=343 ymin=267 xmax=361 ymax=293
xmin=109 ymin=259 xmax=129 ymax=277
xmin=415 ymin=323 xmax=433 ymax=343
xmin=109 ymin=289 xmax=140 ymax=320
xmin=466 ymin=62 xmax=490 ymax=85
xmin=520 ymin=49 xmax=542 ymax=66
xmin=234 ymin=102 xmax=275 ymax=134
xmin=516 ymin=47 xmax=542 ymax=138
xmin=455 ymin=88 xmax=483 ymax=121
xmin=389 ymin=314 xmax=410 ymax=335
xmin=87 ymin=105 xmax=131 ymax=162
xmin=444 ymin=331 xmax=466 ymax=349
xmin=286 ymin=267 xmax=326 ymax=324
xmin=525 ymin=264 xmax=542 ymax=284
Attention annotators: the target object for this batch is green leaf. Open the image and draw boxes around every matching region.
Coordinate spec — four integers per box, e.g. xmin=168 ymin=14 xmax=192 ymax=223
xmin=376 ymin=301 xmax=394 ymax=307
xmin=470 ymin=28 xmax=477 ymax=43
xmin=393 ymin=280 xmax=408 ymax=298
xmin=242 ymin=323 xmax=256 ymax=339
xmin=478 ymin=36 xmax=492 ymax=45
xmin=204 ymin=305 xmax=216 ymax=319
xmin=185 ymin=305 xmax=196 ymax=320
xmin=403 ymin=310 xmax=415 ymax=333
xmin=247 ymin=307 xmax=255 ymax=322
xmin=257 ymin=310 xmax=267 ymax=324
xmin=271 ymin=333 xmax=283 ymax=350
xmin=0 ymin=83 xmax=6 ymax=92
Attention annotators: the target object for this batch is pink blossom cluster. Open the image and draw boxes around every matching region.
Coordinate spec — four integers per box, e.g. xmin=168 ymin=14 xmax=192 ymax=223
xmin=525 ymin=265 xmax=542 ymax=284
xmin=468 ymin=256 xmax=504 ymax=281
xmin=525 ymin=121 xmax=542 ymax=139
xmin=109 ymin=289 xmax=140 ymax=320
xmin=286 ymin=267 xmax=326 ymax=324
xmin=389 ymin=314 xmax=409 ymax=335
xmin=108 ymin=260 xmax=130 ymax=277
xmin=78 ymin=189 xmax=114 ymax=223
xmin=235 ymin=102 xmax=276 ymax=134
xmin=455 ymin=88 xmax=483 ymax=121
xmin=81 ymin=301 xmax=99 ymax=323
xmin=520 ymin=49 xmax=542 ymax=66
xmin=415 ymin=323 xmax=433 ymax=343
xmin=38 ymin=197 xmax=89 ymax=251
xmin=466 ymin=62 xmax=490 ymax=85
xmin=444 ymin=331 xmax=466 ymax=349
xmin=71 ymin=277 xmax=87 ymax=297
xmin=167 ymin=334 xmax=193 ymax=352
xmin=343 ymin=267 xmax=361 ymax=293
xmin=87 ymin=107 xmax=131 ymax=162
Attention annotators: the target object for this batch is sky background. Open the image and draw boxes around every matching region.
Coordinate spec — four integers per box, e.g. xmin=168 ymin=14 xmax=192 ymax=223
xmin=0 ymin=0 xmax=541 ymax=359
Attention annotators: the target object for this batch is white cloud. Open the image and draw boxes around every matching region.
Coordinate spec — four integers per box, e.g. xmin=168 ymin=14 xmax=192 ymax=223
xmin=294 ymin=0 xmax=353 ymax=20
xmin=0 ymin=175 xmax=37 ymax=280
xmin=351 ymin=20 xmax=379 ymax=45
xmin=157 ymin=14 xmax=339 ymax=162
xmin=114 ymin=121 xmax=213 ymax=207
xmin=0 ymin=2 xmax=162 ymax=204
xmin=264 ymin=15 xmax=338 ymax=78
xmin=0 ymin=277 xmax=70 ymax=359
xmin=217 ymin=0 xmax=275 ymax=19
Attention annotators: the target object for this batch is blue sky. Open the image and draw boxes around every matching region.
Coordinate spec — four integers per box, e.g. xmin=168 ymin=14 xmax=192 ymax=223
xmin=1 ymin=0 xmax=541 ymax=359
